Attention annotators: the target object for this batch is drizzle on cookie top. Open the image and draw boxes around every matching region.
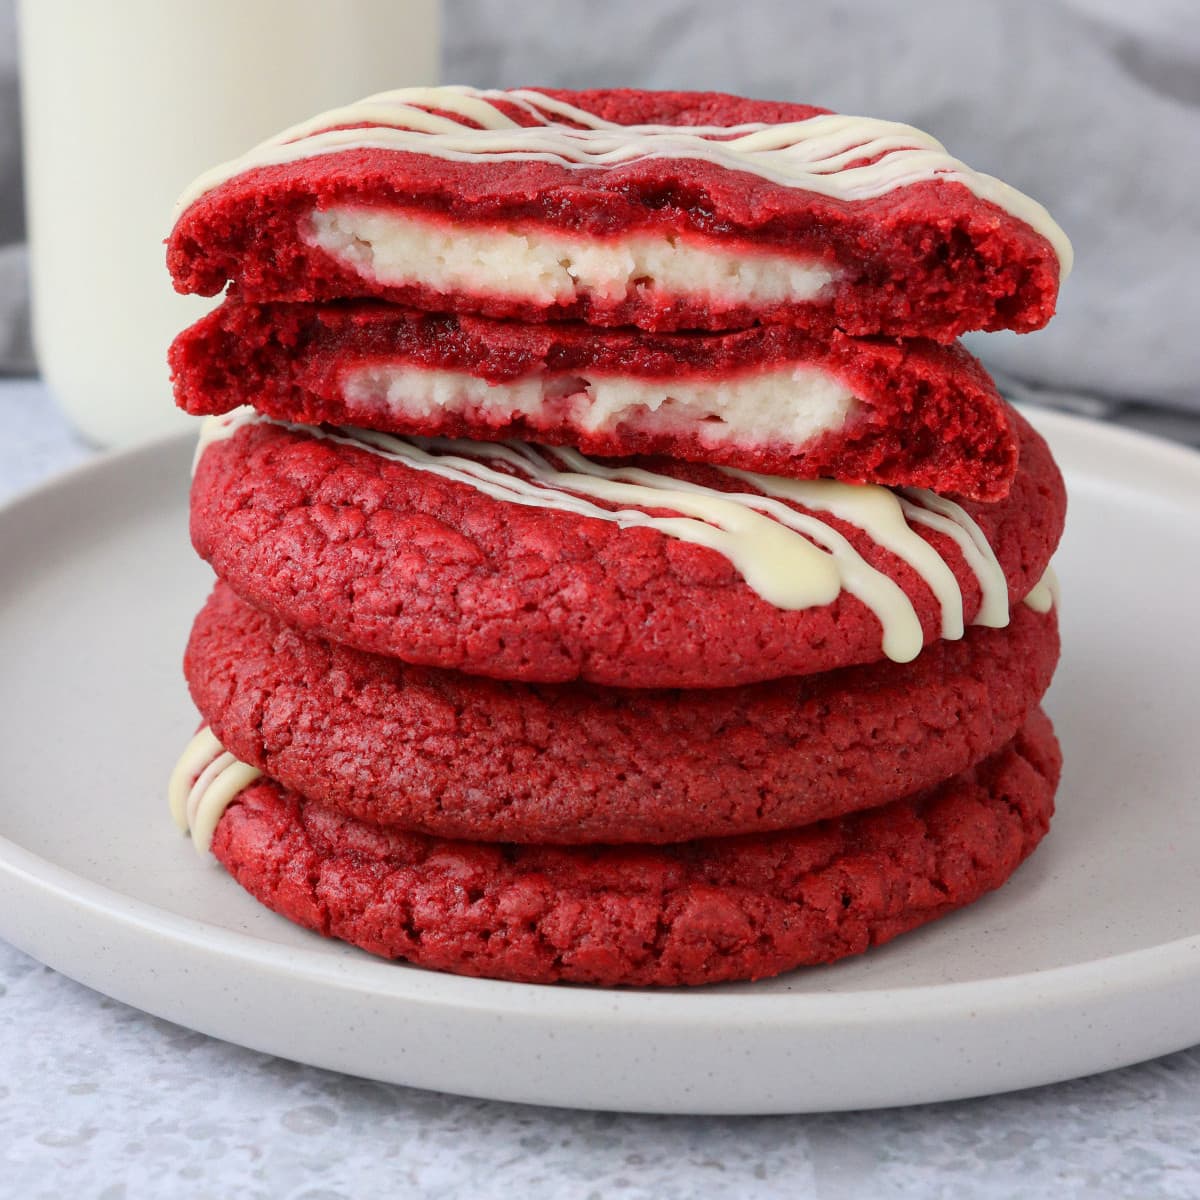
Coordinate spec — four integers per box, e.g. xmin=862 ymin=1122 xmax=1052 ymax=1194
xmin=174 ymin=85 xmax=1072 ymax=275
xmin=197 ymin=408 xmax=1017 ymax=666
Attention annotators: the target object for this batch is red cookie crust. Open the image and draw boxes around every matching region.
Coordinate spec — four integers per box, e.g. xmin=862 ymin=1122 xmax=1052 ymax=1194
xmin=172 ymin=299 xmax=1017 ymax=500
xmin=167 ymin=88 xmax=1062 ymax=341
xmin=187 ymin=582 xmax=1059 ymax=844
xmin=209 ymin=710 xmax=1061 ymax=987
xmin=189 ymin=408 xmax=1065 ymax=688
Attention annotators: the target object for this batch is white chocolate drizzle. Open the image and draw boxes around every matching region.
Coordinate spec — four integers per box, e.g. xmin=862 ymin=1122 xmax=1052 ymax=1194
xmin=173 ymin=85 xmax=1071 ymax=276
xmin=197 ymin=408 xmax=1012 ymax=663
xmin=168 ymin=726 xmax=262 ymax=854
xmin=899 ymin=488 xmax=1011 ymax=630
xmin=1023 ymin=564 xmax=1060 ymax=613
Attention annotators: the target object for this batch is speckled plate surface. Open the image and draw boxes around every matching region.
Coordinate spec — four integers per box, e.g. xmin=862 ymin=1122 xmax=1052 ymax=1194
xmin=0 ymin=409 xmax=1197 ymax=1115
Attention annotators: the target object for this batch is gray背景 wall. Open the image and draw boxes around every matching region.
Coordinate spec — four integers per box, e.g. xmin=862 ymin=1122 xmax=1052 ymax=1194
xmin=445 ymin=0 xmax=1200 ymax=411
xmin=4 ymin=0 xmax=1199 ymax=411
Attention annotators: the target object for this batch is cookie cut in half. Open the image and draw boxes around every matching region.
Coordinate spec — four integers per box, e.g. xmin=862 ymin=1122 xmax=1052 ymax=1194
xmin=173 ymin=300 xmax=1019 ymax=499
xmin=168 ymin=87 xmax=1070 ymax=340
xmin=186 ymin=582 xmax=1059 ymax=844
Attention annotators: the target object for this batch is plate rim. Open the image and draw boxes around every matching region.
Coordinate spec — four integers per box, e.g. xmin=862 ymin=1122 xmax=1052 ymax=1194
xmin=2 ymin=823 xmax=1199 ymax=1028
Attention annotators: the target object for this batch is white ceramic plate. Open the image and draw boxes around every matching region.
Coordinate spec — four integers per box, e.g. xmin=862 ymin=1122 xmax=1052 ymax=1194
xmin=1 ymin=408 xmax=1198 ymax=1115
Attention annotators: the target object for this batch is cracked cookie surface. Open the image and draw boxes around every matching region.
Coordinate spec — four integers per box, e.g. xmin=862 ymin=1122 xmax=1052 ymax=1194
xmin=210 ymin=710 xmax=1060 ymax=986
xmin=187 ymin=582 xmax=1059 ymax=843
xmin=189 ymin=408 xmax=1064 ymax=687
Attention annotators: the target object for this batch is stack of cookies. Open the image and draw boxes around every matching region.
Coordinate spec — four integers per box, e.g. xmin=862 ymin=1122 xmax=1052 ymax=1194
xmin=165 ymin=87 xmax=1068 ymax=987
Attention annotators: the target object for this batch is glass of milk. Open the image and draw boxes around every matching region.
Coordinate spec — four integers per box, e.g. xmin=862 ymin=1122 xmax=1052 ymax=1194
xmin=18 ymin=0 xmax=440 ymax=447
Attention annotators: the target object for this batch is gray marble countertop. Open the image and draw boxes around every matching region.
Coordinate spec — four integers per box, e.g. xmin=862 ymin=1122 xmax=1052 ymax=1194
xmin=1 ymin=379 xmax=1198 ymax=1200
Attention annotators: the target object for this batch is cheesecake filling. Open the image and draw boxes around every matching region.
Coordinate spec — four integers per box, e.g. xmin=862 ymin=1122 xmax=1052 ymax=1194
xmin=307 ymin=205 xmax=839 ymax=307
xmin=340 ymin=361 xmax=860 ymax=448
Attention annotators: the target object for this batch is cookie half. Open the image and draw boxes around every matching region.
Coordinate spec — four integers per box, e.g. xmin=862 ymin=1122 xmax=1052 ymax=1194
xmin=168 ymin=87 xmax=1068 ymax=340
xmin=190 ymin=408 xmax=1065 ymax=687
xmin=172 ymin=300 xmax=1018 ymax=500
xmin=187 ymin=582 xmax=1059 ymax=844
xmin=203 ymin=710 xmax=1060 ymax=987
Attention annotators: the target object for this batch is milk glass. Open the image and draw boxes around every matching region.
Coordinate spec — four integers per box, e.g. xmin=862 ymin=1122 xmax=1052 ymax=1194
xmin=19 ymin=0 xmax=439 ymax=446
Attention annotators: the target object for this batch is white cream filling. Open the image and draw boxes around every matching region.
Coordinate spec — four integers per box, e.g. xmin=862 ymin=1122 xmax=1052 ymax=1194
xmin=307 ymin=206 xmax=839 ymax=306
xmin=341 ymin=362 xmax=859 ymax=449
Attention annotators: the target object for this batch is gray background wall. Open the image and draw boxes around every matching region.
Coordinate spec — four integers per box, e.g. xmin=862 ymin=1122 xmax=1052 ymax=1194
xmin=445 ymin=0 xmax=1200 ymax=413
xmin=2 ymin=0 xmax=1198 ymax=413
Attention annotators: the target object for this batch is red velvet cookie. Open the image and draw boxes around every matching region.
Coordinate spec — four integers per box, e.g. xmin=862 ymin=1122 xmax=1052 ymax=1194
xmin=189 ymin=408 xmax=1065 ymax=688
xmin=187 ymin=582 xmax=1059 ymax=844
xmin=209 ymin=710 xmax=1060 ymax=987
xmin=168 ymin=87 xmax=1068 ymax=340
xmin=172 ymin=299 xmax=1018 ymax=500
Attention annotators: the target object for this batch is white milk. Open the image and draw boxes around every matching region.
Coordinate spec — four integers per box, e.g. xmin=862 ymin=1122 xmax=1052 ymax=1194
xmin=18 ymin=0 xmax=440 ymax=447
